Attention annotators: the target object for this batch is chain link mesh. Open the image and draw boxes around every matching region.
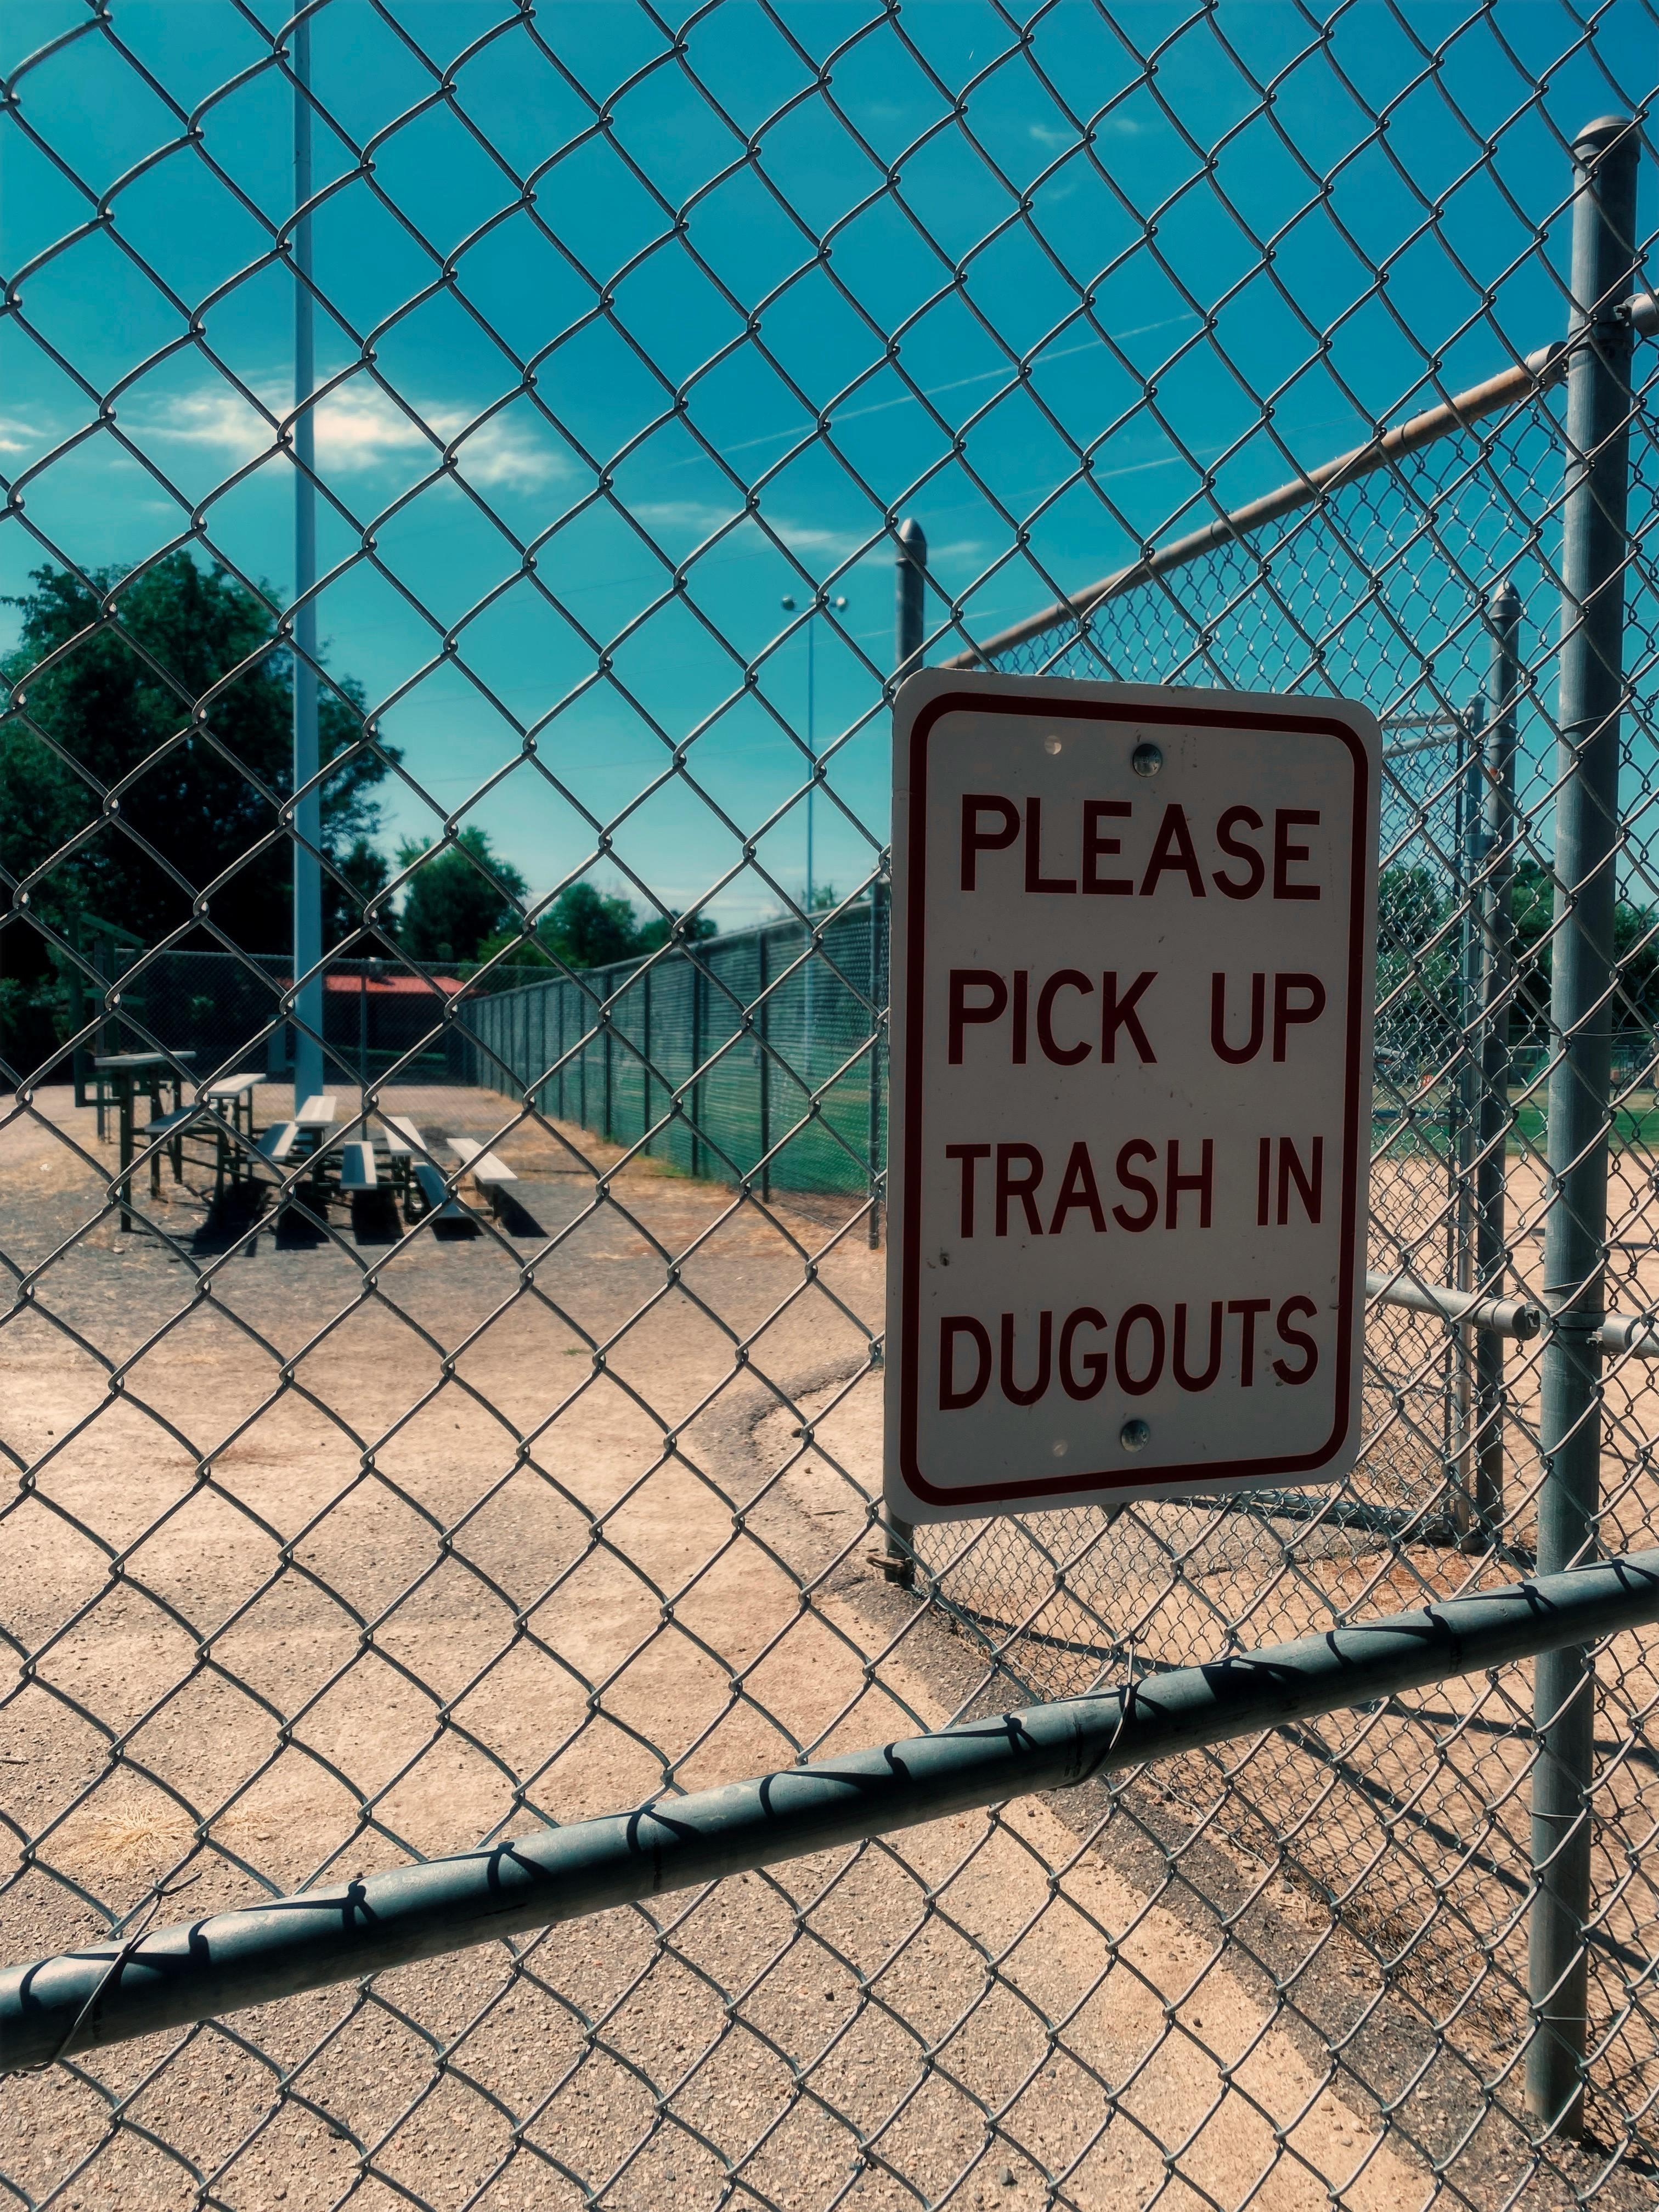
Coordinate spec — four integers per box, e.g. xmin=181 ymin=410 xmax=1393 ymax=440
xmin=3 ymin=5 xmax=1659 ymax=2208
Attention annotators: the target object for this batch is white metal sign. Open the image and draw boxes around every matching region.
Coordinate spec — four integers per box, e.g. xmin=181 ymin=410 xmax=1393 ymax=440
xmin=885 ymin=670 xmax=1380 ymax=1522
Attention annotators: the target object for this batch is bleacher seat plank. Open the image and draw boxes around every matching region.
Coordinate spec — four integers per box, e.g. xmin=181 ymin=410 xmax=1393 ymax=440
xmin=258 ymin=1122 xmax=300 ymax=1165
xmin=447 ymin=1137 xmax=517 ymax=1183
xmin=410 ymin=1162 xmax=469 ymax=1221
xmin=338 ymin=1142 xmax=377 ymax=1192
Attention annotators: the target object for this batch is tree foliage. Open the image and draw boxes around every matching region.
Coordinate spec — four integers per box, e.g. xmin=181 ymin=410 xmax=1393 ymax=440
xmin=479 ymin=881 xmax=716 ymax=979
xmin=1 ymin=556 xmax=394 ymax=955
xmin=1374 ymin=856 xmax=1659 ymax=1095
xmin=396 ymin=827 xmax=528 ymax=964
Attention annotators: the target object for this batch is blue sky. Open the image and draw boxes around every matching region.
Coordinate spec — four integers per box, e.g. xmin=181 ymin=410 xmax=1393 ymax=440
xmin=2 ymin=1 xmax=1654 ymax=938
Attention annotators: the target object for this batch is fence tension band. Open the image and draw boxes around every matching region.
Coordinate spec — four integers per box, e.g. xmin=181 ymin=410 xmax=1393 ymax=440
xmin=5 ymin=1547 xmax=1658 ymax=2073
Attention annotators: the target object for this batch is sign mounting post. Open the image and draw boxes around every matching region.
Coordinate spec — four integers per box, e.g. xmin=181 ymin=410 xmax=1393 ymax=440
xmin=886 ymin=671 xmax=1380 ymax=1521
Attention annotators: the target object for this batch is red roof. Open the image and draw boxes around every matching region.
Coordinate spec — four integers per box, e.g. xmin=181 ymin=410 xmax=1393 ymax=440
xmin=321 ymin=973 xmax=464 ymax=997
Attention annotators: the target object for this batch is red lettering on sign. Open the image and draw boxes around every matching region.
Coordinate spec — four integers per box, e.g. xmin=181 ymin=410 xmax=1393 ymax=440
xmin=1082 ymin=800 xmax=1132 ymax=895
xmin=1272 ymin=973 xmax=1327 ymax=1060
xmin=1113 ymin=1140 xmax=1159 ymax=1232
xmin=1012 ymin=968 xmax=1029 ymax=1064
xmin=1024 ymin=797 xmax=1076 ymax=894
xmin=1228 ymin=1297 xmax=1272 ymax=1386
xmin=1277 ymin=1136 xmax=1323 ymax=1224
xmin=1115 ymin=1305 xmax=1165 ymax=1395
xmin=945 ymin=1143 xmax=990 ymax=1237
xmin=933 ymin=1289 xmax=1327 ymax=1412
xmin=1273 ymin=809 xmax=1321 ymax=900
xmin=1272 ymin=1296 xmax=1320 ymax=1384
xmin=1212 ymin=972 xmax=1266 ymax=1064
xmin=1049 ymin=1141 xmax=1107 ymax=1235
xmin=995 ymin=1143 xmax=1044 ymax=1238
xmin=1140 ymin=803 xmax=1207 ymax=898
xmin=961 ymin=794 xmax=1019 ymax=890
xmin=940 ymin=1316 xmax=991 ymax=1408
xmin=1165 ymin=1138 xmax=1213 ymax=1230
xmin=1212 ymin=805 xmax=1265 ymax=899
xmin=1059 ymin=1307 xmax=1109 ymax=1398
xmin=1000 ymin=1311 xmax=1053 ymax=1404
xmin=1173 ymin=1300 xmax=1223 ymax=1391
xmin=1102 ymin=970 xmax=1158 ymax=1063
xmin=1037 ymin=969 xmax=1093 ymax=1064
xmin=948 ymin=969 xmax=1006 ymax=1064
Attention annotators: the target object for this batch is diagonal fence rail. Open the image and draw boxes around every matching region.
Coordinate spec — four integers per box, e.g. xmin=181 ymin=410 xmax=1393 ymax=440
xmin=6 ymin=1548 xmax=1658 ymax=2073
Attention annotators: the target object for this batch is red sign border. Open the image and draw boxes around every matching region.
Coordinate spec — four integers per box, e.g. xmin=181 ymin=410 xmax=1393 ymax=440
xmin=896 ymin=689 xmax=1372 ymax=1508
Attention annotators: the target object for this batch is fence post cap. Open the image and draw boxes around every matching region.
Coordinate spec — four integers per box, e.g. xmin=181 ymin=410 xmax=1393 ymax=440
xmin=1572 ymin=114 xmax=1637 ymax=161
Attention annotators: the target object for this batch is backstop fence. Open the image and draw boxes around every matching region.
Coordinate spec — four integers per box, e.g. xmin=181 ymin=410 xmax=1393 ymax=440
xmin=3 ymin=8 xmax=1659 ymax=2211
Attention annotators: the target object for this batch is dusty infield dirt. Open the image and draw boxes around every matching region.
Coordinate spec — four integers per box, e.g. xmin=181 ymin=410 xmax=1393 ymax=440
xmin=0 ymin=1081 xmax=1649 ymax=2209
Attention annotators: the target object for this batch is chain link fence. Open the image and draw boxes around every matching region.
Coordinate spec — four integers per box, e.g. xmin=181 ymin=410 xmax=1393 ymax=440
xmin=4 ymin=6 xmax=1659 ymax=2209
xmin=465 ymin=904 xmax=887 ymax=1205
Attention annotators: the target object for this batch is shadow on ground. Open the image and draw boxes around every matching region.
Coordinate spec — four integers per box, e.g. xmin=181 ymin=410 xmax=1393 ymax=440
xmin=189 ymin=1185 xmax=269 ymax=1257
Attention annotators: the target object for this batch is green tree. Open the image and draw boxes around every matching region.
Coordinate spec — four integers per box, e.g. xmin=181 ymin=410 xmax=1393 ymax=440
xmin=1506 ymin=859 xmax=1659 ymax=1046
xmin=397 ymin=827 xmax=528 ymax=964
xmin=1 ymin=556 xmax=394 ymax=954
xmin=478 ymin=883 xmax=716 ymax=978
xmin=327 ymin=834 xmax=394 ymax=951
xmin=1373 ymin=864 xmax=1458 ymax=1083
xmin=540 ymin=882 xmax=646 ymax=968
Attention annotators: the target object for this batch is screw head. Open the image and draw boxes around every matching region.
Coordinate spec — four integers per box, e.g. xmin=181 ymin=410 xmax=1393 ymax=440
xmin=1119 ymin=1418 xmax=1151 ymax=1454
xmin=1131 ymin=742 xmax=1163 ymax=778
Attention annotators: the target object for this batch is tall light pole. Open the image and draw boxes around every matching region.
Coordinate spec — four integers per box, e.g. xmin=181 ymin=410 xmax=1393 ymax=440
xmin=291 ymin=14 xmax=323 ymax=1110
xmin=780 ymin=590 xmax=847 ymax=1091
xmin=781 ymin=591 xmax=847 ymax=916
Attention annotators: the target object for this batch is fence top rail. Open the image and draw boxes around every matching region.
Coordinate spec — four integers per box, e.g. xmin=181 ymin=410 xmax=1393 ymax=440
xmin=944 ymin=290 xmax=1658 ymax=672
xmin=5 ymin=1545 xmax=1656 ymax=2074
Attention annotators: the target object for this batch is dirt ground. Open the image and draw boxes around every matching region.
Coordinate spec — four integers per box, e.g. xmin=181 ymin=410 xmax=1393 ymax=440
xmin=0 ymin=1081 xmax=1651 ymax=2210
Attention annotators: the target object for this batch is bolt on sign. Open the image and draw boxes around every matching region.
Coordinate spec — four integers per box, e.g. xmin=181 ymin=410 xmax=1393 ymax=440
xmin=885 ymin=670 xmax=1380 ymax=1521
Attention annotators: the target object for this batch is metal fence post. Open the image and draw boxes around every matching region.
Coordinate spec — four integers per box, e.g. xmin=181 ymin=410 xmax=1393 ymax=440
xmin=879 ymin=518 xmax=927 ymax=1579
xmin=1449 ymin=701 xmax=1486 ymax=1541
xmin=602 ymin=975 xmax=613 ymax=1143
xmin=579 ymin=985 xmax=588 ymax=1131
xmin=290 ymin=14 xmax=324 ymax=1113
xmin=895 ymin=516 xmax=926 ymax=682
xmin=1475 ymin=581 xmax=1522 ymax=1534
xmin=641 ymin=963 xmax=652 ymax=1148
xmin=868 ymin=883 xmax=885 ymax=1252
xmin=1527 ymin=113 xmax=1639 ymax=2141
xmin=757 ymin=928 xmax=771 ymax=1203
xmin=689 ymin=960 xmax=703 ymax=1180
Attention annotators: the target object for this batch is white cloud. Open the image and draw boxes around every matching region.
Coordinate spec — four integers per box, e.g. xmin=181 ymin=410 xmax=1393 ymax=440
xmin=1031 ymin=114 xmax=1144 ymax=149
xmin=138 ymin=379 xmax=569 ymax=490
xmin=628 ymin=498 xmax=733 ymax=534
xmin=0 ymin=415 xmax=41 ymax=455
xmin=628 ymin=499 xmax=872 ymax=563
